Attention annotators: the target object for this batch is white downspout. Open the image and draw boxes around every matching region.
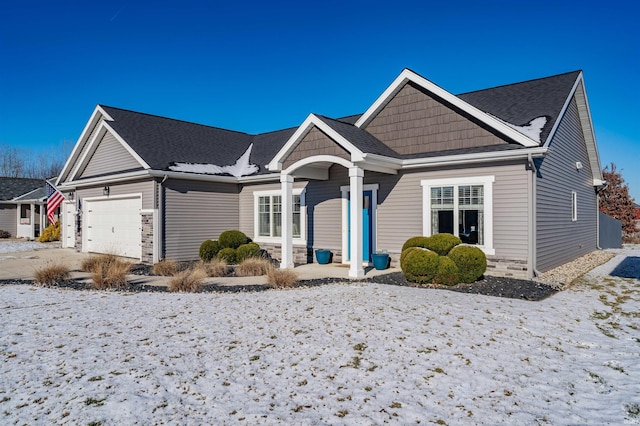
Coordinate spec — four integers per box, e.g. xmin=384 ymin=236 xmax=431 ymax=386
xmin=528 ymin=153 xmax=542 ymax=277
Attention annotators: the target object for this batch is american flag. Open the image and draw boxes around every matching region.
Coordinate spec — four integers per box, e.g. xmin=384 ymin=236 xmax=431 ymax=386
xmin=46 ymin=181 xmax=65 ymax=224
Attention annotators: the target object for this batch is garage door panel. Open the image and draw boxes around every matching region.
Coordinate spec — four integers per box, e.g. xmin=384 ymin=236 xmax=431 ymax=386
xmin=85 ymin=197 xmax=142 ymax=259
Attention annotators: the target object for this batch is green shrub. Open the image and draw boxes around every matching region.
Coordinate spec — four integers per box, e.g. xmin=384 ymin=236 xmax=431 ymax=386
xmin=199 ymin=240 xmax=220 ymax=262
xmin=401 ymin=236 xmax=430 ymax=252
xmin=0 ymin=229 xmax=10 ymax=238
xmin=400 ymin=246 xmax=422 ymax=270
xmin=218 ymin=230 xmax=250 ymax=249
xmin=447 ymin=245 xmax=487 ymax=283
xmin=236 ymin=242 xmax=261 ymax=262
xmin=38 ymin=221 xmax=61 ymax=242
xmin=433 ymin=256 xmax=460 ymax=286
xmin=217 ymin=247 xmax=237 ymax=264
xmin=424 ymin=233 xmax=462 ymax=256
xmin=401 ymin=248 xmax=440 ymax=284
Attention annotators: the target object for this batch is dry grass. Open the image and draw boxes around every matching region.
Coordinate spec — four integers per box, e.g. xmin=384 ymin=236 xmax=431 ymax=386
xmin=81 ymin=254 xmax=117 ymax=273
xmin=168 ymin=268 xmax=207 ymax=292
xmin=152 ymin=259 xmax=179 ymax=276
xmin=34 ymin=263 xmax=71 ymax=285
xmin=195 ymin=260 xmax=228 ymax=277
xmin=90 ymin=257 xmax=132 ymax=290
xmin=236 ymin=258 xmax=272 ymax=277
xmin=266 ymin=267 xmax=299 ymax=288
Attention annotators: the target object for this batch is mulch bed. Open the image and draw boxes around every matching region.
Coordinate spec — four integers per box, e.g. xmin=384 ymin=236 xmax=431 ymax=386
xmin=1 ymin=269 xmax=558 ymax=301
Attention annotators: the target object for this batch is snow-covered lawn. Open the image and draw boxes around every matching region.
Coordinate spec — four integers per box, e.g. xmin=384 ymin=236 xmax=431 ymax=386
xmin=1 ymin=250 xmax=639 ymax=425
xmin=0 ymin=240 xmax=60 ymax=254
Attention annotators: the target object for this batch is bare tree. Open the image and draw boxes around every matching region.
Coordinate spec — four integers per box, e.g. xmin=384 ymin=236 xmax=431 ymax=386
xmin=0 ymin=141 xmax=72 ymax=179
xmin=599 ymin=162 xmax=637 ymax=238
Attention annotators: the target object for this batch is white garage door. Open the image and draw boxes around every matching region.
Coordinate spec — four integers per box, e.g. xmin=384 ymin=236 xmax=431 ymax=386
xmin=85 ymin=196 xmax=142 ymax=259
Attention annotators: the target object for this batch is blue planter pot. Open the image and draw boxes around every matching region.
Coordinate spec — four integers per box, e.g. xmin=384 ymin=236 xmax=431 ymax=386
xmin=315 ymin=249 xmax=332 ymax=265
xmin=371 ymin=252 xmax=390 ymax=270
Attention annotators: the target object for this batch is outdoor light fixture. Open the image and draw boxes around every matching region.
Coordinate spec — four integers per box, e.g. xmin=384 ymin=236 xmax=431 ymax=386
xmin=576 ymin=161 xmax=583 ymax=170
xmin=68 ymin=192 xmax=74 ymax=201
xmin=103 ymin=186 xmax=110 ymax=196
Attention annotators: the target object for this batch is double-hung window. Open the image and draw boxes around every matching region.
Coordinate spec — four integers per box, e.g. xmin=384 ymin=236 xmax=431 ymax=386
xmin=254 ymin=189 xmax=304 ymax=242
xmin=421 ymin=176 xmax=494 ymax=255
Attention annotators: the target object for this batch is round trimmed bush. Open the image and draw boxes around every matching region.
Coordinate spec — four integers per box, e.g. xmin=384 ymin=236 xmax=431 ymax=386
xmin=424 ymin=233 xmax=462 ymax=256
xmin=401 ymin=248 xmax=440 ymax=284
xmin=199 ymin=240 xmax=220 ymax=262
xmin=217 ymin=247 xmax=237 ymax=264
xmin=236 ymin=242 xmax=261 ymax=262
xmin=400 ymin=246 xmax=422 ymax=270
xmin=0 ymin=229 xmax=10 ymax=239
xmin=401 ymin=236 xmax=430 ymax=252
xmin=433 ymin=256 xmax=460 ymax=286
xmin=218 ymin=230 xmax=250 ymax=249
xmin=447 ymin=245 xmax=487 ymax=283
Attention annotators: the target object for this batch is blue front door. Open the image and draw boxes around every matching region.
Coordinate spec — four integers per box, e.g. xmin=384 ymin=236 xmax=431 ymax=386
xmin=348 ymin=190 xmax=373 ymax=262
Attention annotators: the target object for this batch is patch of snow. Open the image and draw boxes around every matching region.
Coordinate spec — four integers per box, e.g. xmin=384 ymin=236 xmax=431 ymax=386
xmin=0 ymin=240 xmax=60 ymax=254
xmin=503 ymin=116 xmax=548 ymax=143
xmin=1 ymin=248 xmax=639 ymax=424
xmin=169 ymin=144 xmax=259 ymax=177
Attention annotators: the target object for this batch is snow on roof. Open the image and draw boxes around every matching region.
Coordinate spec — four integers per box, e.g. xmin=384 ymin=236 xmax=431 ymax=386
xmin=503 ymin=116 xmax=548 ymax=143
xmin=169 ymin=144 xmax=259 ymax=177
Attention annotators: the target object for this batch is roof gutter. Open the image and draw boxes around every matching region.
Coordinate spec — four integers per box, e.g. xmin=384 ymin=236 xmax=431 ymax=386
xmin=401 ymin=147 xmax=548 ymax=169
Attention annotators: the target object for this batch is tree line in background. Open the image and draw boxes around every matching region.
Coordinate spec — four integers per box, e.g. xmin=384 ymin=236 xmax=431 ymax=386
xmin=0 ymin=142 xmax=71 ymax=180
xmin=599 ymin=162 xmax=638 ymax=243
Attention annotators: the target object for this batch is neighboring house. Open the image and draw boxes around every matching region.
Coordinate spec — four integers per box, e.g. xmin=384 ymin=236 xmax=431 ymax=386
xmin=56 ymin=68 xmax=603 ymax=279
xmin=0 ymin=177 xmax=47 ymax=239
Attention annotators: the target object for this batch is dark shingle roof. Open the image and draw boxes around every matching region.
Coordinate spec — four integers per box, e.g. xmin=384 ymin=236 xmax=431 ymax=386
xmin=95 ymin=71 xmax=579 ymax=175
xmin=0 ymin=177 xmax=44 ymax=201
xmin=458 ymin=70 xmax=581 ymax=145
xmin=315 ymin=115 xmax=399 ymax=157
xmin=101 ymin=106 xmax=255 ymax=171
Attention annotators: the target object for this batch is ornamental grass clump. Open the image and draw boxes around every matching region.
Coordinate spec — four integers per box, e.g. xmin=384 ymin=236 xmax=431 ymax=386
xmin=152 ymin=259 xmax=179 ymax=276
xmin=401 ymin=248 xmax=440 ymax=284
xmin=195 ymin=259 xmax=228 ymax=277
xmin=91 ymin=257 xmax=132 ymax=290
xmin=34 ymin=263 xmax=70 ymax=285
xmin=236 ymin=258 xmax=272 ymax=277
xmin=266 ymin=267 xmax=299 ymax=288
xmin=168 ymin=268 xmax=207 ymax=292
xmin=447 ymin=245 xmax=487 ymax=283
xmin=424 ymin=233 xmax=462 ymax=256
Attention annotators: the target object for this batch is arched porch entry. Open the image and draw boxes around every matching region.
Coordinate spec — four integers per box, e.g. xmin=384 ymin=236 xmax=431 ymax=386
xmin=280 ymin=155 xmax=376 ymax=278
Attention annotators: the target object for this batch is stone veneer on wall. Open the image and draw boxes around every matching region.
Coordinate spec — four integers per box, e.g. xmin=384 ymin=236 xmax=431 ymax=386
xmin=141 ymin=212 xmax=154 ymax=264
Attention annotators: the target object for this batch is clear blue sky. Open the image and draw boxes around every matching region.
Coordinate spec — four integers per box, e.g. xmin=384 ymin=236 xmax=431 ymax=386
xmin=1 ymin=1 xmax=638 ymax=201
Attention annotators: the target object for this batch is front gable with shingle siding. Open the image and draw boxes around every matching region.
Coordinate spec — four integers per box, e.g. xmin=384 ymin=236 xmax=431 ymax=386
xmin=282 ymin=126 xmax=351 ymax=169
xmin=362 ymin=81 xmax=511 ymax=155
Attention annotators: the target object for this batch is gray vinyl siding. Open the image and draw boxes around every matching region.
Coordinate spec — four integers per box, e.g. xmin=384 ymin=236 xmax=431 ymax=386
xmin=0 ymin=205 xmax=17 ymax=237
xmin=164 ymin=179 xmax=239 ymax=261
xmin=364 ymin=82 xmax=509 ymax=155
xmin=306 ymin=166 xmax=347 ymax=249
xmin=536 ymin=96 xmax=597 ymax=272
xmin=80 ymin=132 xmax=143 ymax=178
xmin=371 ymin=163 xmax=530 ymax=259
xmin=75 ymin=180 xmax=155 ymax=210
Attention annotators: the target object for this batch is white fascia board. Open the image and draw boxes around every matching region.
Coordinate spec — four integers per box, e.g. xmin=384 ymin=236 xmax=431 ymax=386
xmin=543 ymin=73 xmax=581 ymax=148
xmin=576 ymin=77 xmax=603 ymax=181
xmin=102 ymin=121 xmax=151 ymax=169
xmin=400 ymin=147 xmax=547 ymax=169
xmin=59 ymin=170 xmax=152 ymax=189
xmin=68 ymin=123 xmax=108 ymax=181
xmin=57 ymin=105 xmax=113 ymax=185
xmin=267 ymin=114 xmax=364 ymax=171
xmin=355 ymin=69 xmax=539 ymax=148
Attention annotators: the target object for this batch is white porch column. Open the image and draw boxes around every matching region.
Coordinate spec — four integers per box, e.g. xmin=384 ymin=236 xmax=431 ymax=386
xmin=30 ymin=203 xmax=36 ymax=239
xmin=349 ymin=166 xmax=364 ymax=278
xmin=280 ymin=174 xmax=294 ymax=269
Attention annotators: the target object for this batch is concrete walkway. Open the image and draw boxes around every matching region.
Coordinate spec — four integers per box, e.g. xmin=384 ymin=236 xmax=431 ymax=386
xmin=0 ymin=247 xmax=400 ymax=287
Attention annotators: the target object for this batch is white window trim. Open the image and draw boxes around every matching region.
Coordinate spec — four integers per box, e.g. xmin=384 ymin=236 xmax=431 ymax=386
xmin=421 ymin=176 xmax=495 ymax=256
xmin=571 ymin=191 xmax=577 ymax=222
xmin=253 ymin=188 xmax=306 ymax=244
